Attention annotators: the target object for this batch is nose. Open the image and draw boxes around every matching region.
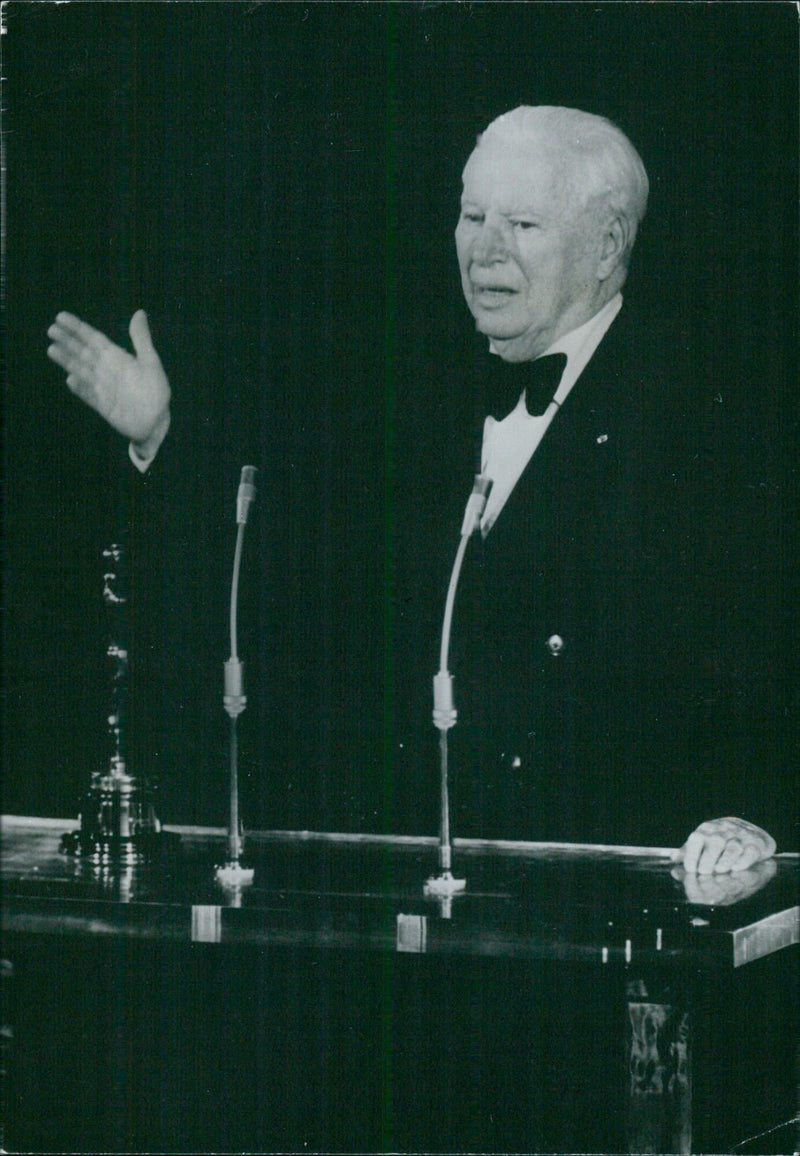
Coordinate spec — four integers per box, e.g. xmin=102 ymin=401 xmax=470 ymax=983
xmin=472 ymin=214 xmax=510 ymax=265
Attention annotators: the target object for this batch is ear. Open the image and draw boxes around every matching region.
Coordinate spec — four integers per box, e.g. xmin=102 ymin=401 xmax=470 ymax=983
xmin=596 ymin=214 xmax=631 ymax=281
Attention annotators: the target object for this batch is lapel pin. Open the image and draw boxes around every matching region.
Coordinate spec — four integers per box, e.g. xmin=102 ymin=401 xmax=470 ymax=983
xmin=596 ymin=433 xmax=609 ymax=444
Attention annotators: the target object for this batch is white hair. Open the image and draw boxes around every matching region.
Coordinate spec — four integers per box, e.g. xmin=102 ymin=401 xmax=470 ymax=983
xmin=478 ymin=106 xmax=649 ymax=261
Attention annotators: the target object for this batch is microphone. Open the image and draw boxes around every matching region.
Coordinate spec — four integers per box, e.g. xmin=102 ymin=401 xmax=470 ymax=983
xmin=225 ymin=466 xmax=258 ymax=717
xmin=236 ymin=465 xmax=258 ymax=524
xmin=217 ymin=465 xmax=259 ymax=888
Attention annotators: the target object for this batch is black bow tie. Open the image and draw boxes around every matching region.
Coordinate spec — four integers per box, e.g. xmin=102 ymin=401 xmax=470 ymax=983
xmin=486 ymin=352 xmax=567 ymax=420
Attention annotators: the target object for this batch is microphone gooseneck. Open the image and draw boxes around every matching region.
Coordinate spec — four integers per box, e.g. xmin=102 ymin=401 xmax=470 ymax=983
xmin=426 ymin=474 xmax=492 ymax=903
xmin=225 ymin=465 xmax=259 ymax=711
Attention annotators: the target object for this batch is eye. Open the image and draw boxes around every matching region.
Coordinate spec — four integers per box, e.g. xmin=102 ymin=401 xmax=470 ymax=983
xmin=460 ymin=209 xmax=484 ymax=224
xmin=510 ymin=219 xmax=537 ymax=231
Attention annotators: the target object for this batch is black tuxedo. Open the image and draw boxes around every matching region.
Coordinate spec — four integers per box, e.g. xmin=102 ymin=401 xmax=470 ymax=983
xmin=443 ymin=308 xmax=704 ymax=845
xmin=394 ymin=305 xmax=795 ymax=849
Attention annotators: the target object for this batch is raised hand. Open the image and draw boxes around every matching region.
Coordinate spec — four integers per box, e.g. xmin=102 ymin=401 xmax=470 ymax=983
xmin=672 ymin=816 xmax=776 ymax=875
xmin=47 ymin=310 xmax=171 ymax=461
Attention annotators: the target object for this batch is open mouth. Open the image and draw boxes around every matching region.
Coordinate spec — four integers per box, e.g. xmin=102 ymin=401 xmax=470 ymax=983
xmin=472 ymin=284 xmax=517 ymax=303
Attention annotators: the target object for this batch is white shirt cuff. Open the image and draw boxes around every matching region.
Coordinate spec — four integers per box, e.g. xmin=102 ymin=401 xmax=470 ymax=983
xmin=128 ymin=442 xmax=156 ymax=473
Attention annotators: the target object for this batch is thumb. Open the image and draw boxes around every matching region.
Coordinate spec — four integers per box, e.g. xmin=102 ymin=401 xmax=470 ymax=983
xmin=129 ymin=309 xmax=158 ymax=360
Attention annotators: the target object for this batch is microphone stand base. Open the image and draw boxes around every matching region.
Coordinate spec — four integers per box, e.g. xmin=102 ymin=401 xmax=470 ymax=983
xmin=423 ymin=870 xmax=466 ymax=898
xmin=215 ymin=861 xmax=255 ymax=887
xmin=423 ymin=871 xmax=466 ymax=920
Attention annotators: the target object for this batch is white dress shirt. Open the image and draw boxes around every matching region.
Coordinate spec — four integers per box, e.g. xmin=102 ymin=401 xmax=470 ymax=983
xmin=129 ymin=442 xmax=155 ymax=473
xmin=479 ymin=293 xmax=623 ymax=535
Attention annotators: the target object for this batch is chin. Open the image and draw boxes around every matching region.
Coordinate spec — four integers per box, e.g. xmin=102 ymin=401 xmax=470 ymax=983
xmin=475 ymin=319 xmax=524 ymax=346
xmin=474 ymin=315 xmax=522 ymax=341
xmin=476 ymin=324 xmax=539 ymax=363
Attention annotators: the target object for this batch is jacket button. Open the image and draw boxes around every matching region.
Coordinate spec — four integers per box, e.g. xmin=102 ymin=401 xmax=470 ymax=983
xmin=546 ymin=634 xmax=564 ymax=656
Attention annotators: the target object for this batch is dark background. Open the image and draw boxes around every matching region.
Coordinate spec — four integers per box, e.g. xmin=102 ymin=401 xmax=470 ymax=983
xmin=3 ymin=1 xmax=797 ymax=837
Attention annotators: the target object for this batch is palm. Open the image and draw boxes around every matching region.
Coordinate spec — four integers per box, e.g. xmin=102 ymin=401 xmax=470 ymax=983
xmin=47 ymin=310 xmax=170 ymax=446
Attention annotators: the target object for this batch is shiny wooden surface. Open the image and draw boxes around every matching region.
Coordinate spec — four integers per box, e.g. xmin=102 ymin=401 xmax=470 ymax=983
xmin=3 ymin=816 xmax=798 ymax=967
xmin=3 ymin=816 xmax=799 ymax=1154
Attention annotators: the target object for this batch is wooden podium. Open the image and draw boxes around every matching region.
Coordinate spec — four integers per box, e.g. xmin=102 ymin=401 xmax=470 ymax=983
xmin=2 ymin=816 xmax=798 ymax=1154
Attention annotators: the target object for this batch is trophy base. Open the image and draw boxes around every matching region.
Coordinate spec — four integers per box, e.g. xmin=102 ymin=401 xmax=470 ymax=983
xmin=60 ymin=770 xmax=179 ymax=865
xmin=60 ymin=826 xmax=180 ymax=866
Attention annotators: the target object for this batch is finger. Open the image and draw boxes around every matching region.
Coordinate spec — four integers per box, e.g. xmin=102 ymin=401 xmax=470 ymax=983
xmin=46 ymin=341 xmax=74 ymax=372
xmin=129 ymin=310 xmax=158 ymax=360
xmin=48 ymin=322 xmax=111 ymax=369
xmin=711 ymin=837 xmax=744 ymax=875
xmin=680 ymin=831 xmax=705 ymax=874
xmin=730 ymin=842 xmax=762 ymax=872
xmin=54 ymin=311 xmax=106 ymax=341
xmin=47 ymin=336 xmax=96 ymax=378
xmin=696 ymin=834 xmax=727 ymax=875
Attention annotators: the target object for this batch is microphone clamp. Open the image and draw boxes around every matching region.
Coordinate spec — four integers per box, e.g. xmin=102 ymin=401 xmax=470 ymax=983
xmin=224 ymin=656 xmax=247 ymax=718
xmin=433 ymin=670 xmax=457 ymax=730
xmin=460 ymin=474 xmax=493 ymax=536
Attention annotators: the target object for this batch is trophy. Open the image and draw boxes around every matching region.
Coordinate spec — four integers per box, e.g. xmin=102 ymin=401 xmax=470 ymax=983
xmin=61 ymin=541 xmax=170 ymax=864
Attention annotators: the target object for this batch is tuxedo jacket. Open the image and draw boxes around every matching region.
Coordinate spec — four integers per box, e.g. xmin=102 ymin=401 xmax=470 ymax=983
xmin=394 ymin=304 xmax=795 ymax=849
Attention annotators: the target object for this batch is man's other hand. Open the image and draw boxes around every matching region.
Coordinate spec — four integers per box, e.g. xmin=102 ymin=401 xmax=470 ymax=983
xmin=47 ymin=310 xmax=171 ymax=461
xmin=672 ymin=817 xmax=776 ymax=875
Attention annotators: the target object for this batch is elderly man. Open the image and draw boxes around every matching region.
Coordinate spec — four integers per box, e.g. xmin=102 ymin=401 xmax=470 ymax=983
xmin=47 ymin=105 xmax=779 ymax=874
xmin=441 ymin=106 xmax=785 ymax=873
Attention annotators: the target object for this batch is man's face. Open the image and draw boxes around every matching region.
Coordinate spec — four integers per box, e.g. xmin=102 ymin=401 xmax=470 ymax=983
xmin=455 ymin=136 xmax=605 ymax=362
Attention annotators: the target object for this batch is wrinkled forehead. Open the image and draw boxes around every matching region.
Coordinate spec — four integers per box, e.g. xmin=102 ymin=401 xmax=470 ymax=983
xmin=460 ymin=136 xmax=574 ymax=214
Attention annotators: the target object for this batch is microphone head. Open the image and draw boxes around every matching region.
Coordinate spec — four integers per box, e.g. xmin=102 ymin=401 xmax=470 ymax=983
xmin=236 ymin=465 xmax=258 ymax=523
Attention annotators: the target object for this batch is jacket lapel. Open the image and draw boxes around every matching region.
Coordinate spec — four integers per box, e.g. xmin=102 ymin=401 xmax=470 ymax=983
xmin=483 ymin=307 xmax=642 ymax=565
